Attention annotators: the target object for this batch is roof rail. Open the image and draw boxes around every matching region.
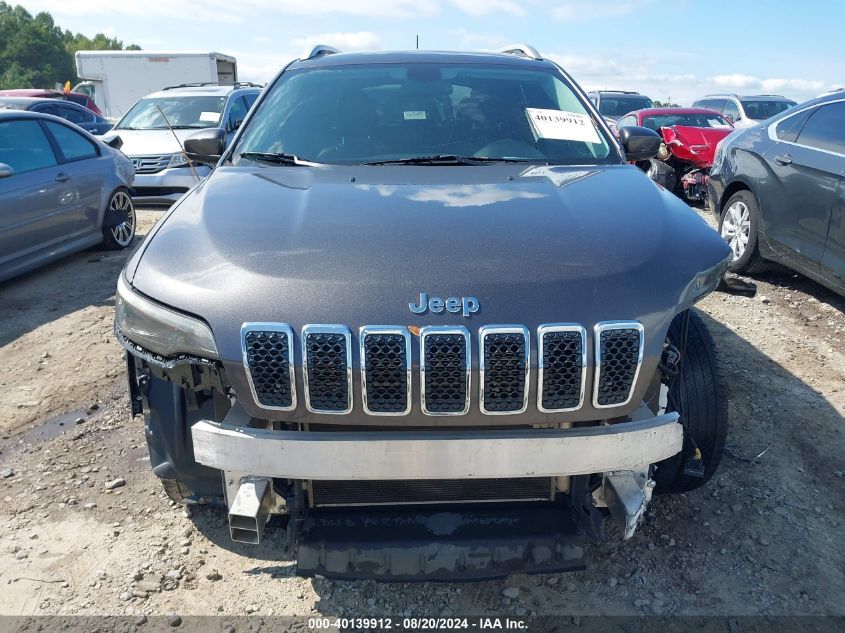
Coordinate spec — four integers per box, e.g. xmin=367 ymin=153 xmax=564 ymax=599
xmin=496 ymin=44 xmax=542 ymax=60
xmin=232 ymin=81 xmax=264 ymax=89
xmin=599 ymin=89 xmax=640 ymax=94
xmin=161 ymin=82 xmax=220 ymax=91
xmin=300 ymin=44 xmax=341 ymax=61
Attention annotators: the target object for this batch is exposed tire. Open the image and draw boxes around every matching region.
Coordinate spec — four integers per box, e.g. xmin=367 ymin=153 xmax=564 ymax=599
xmin=654 ymin=310 xmax=728 ymax=495
xmin=645 ymin=158 xmax=677 ymax=192
xmin=100 ymin=188 xmax=136 ymax=250
xmin=161 ymin=478 xmax=193 ymax=504
xmin=719 ymin=190 xmax=767 ymax=274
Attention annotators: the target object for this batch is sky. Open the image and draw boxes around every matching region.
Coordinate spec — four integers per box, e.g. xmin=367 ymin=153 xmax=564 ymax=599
xmin=19 ymin=0 xmax=845 ymax=105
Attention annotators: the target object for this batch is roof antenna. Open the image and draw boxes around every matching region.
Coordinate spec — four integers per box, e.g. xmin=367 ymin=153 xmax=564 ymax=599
xmin=416 ymin=34 xmax=419 ymax=50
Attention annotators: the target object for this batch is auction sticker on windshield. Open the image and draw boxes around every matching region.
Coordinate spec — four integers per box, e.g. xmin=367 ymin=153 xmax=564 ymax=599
xmin=526 ymin=108 xmax=601 ymax=144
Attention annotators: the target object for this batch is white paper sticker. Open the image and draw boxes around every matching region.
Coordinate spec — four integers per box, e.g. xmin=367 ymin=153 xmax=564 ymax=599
xmin=525 ymin=108 xmax=601 ymax=144
xmin=404 ymin=110 xmax=427 ymax=120
xmin=199 ymin=111 xmax=221 ymax=123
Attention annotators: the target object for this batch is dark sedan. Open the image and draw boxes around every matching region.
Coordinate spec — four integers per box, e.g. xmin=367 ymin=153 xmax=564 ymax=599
xmin=0 ymin=97 xmax=113 ymax=135
xmin=708 ymin=93 xmax=845 ymax=297
xmin=0 ymin=110 xmax=135 ymax=283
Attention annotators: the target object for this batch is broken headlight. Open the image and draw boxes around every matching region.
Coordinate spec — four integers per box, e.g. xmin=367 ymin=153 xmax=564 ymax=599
xmin=114 ymin=274 xmax=218 ymax=360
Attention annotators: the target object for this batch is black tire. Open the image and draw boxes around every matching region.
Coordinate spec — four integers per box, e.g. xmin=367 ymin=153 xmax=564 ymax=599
xmin=718 ymin=190 xmax=767 ymax=274
xmin=645 ymin=158 xmax=677 ymax=192
xmin=101 ymin=188 xmax=137 ymax=250
xmin=161 ymin=478 xmax=193 ymax=504
xmin=654 ymin=310 xmax=728 ymax=495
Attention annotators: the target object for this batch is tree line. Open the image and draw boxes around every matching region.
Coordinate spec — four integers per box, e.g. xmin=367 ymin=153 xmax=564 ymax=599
xmin=0 ymin=2 xmax=140 ymax=90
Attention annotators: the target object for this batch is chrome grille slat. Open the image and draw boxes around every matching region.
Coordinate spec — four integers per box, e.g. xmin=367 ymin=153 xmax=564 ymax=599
xmin=241 ymin=323 xmax=296 ymax=411
xmin=360 ymin=326 xmax=411 ymax=416
xmin=303 ymin=325 xmax=352 ymax=414
xmin=537 ymin=324 xmax=587 ymax=413
xmin=129 ymin=155 xmax=170 ymax=174
xmin=593 ymin=322 xmax=644 ymax=408
xmin=420 ymin=326 xmax=471 ymax=416
xmin=479 ymin=325 xmax=529 ymax=415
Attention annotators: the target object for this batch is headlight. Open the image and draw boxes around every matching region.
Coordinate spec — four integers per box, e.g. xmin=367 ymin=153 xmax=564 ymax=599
xmin=114 ymin=274 xmax=218 ymax=359
xmin=167 ymin=153 xmax=190 ymax=168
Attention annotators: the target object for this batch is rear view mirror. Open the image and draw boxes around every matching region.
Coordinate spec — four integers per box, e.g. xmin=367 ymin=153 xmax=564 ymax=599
xmin=105 ymin=135 xmax=123 ymax=151
xmin=618 ymin=126 xmax=661 ymax=161
xmin=0 ymin=163 xmax=14 ymax=179
xmin=185 ymin=128 xmax=227 ymax=165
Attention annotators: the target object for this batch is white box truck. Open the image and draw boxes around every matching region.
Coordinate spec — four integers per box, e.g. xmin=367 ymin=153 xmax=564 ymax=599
xmin=73 ymin=51 xmax=238 ymax=121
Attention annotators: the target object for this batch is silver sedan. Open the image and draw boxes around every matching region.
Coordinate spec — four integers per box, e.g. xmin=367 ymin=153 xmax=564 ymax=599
xmin=0 ymin=110 xmax=135 ymax=283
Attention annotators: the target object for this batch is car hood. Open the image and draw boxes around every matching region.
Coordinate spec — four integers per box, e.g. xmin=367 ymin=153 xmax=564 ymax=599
xmin=103 ymin=128 xmax=211 ymax=157
xmin=661 ymin=125 xmax=734 ymax=168
xmin=129 ymin=163 xmax=730 ymax=419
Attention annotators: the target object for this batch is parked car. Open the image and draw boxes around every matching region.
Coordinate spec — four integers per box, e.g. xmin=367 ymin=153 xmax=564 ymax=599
xmin=0 ymin=111 xmax=135 ymax=283
xmin=103 ymin=83 xmax=261 ymax=205
xmin=708 ymin=93 xmax=845 ymax=296
xmin=0 ymin=88 xmax=104 ymax=116
xmin=114 ymin=44 xmax=733 ymax=581
xmin=615 ymin=107 xmax=734 ymax=201
xmin=0 ymin=97 xmax=113 ymax=135
xmin=692 ymin=94 xmax=796 ymax=129
xmin=588 ymin=90 xmax=654 ymax=122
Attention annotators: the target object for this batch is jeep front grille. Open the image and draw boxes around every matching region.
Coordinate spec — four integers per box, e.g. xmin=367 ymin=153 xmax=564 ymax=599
xmin=420 ymin=326 xmax=470 ymax=415
xmin=593 ymin=322 xmax=644 ymax=408
xmin=241 ymin=324 xmax=295 ymax=411
xmin=480 ymin=326 xmax=529 ymax=414
xmin=538 ymin=325 xmax=587 ymax=412
xmin=303 ymin=325 xmax=352 ymax=414
xmin=360 ymin=327 xmax=411 ymax=415
xmin=239 ymin=321 xmax=644 ymax=416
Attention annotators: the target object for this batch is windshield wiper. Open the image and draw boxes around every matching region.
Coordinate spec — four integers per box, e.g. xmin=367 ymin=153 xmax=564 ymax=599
xmin=239 ymin=151 xmax=317 ymax=166
xmin=364 ymin=155 xmax=535 ymax=165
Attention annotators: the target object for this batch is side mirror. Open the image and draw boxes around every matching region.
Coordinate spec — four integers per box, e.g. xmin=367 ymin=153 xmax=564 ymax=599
xmin=105 ymin=135 xmax=123 ymax=151
xmin=0 ymin=163 xmax=13 ymax=179
xmin=724 ymin=114 xmax=735 ymax=123
xmin=185 ymin=128 xmax=226 ymax=164
xmin=618 ymin=126 xmax=662 ymax=161
xmin=228 ymin=118 xmax=244 ymax=133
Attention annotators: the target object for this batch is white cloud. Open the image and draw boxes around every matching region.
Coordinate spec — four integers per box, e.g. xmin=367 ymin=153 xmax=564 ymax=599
xmin=552 ymin=0 xmax=655 ymax=22
xmin=449 ymin=0 xmax=526 ymax=16
xmin=290 ymin=32 xmax=381 ymax=54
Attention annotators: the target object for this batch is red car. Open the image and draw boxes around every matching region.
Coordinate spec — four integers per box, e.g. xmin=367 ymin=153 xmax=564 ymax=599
xmin=0 ymin=89 xmax=103 ymax=117
xmin=615 ymin=107 xmax=734 ymax=201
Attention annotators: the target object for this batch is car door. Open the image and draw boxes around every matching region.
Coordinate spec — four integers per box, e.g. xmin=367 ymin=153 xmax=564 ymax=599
xmin=41 ymin=120 xmax=107 ymax=234
xmin=721 ymin=99 xmax=741 ymax=126
xmin=0 ymin=118 xmax=77 ymax=267
xmin=761 ymin=101 xmax=845 ymax=275
xmin=225 ymin=96 xmax=249 ymax=146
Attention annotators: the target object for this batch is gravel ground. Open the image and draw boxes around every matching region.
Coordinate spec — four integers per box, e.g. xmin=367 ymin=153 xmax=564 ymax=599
xmin=0 ymin=205 xmax=843 ymax=619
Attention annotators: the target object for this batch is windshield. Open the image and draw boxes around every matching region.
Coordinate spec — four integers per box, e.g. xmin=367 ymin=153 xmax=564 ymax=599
xmin=116 ymin=95 xmax=226 ymax=130
xmin=740 ymin=100 xmax=795 ymax=121
xmin=234 ymin=63 xmax=617 ymax=166
xmin=598 ymin=96 xmax=654 ymax=117
xmin=642 ymin=112 xmax=732 ymax=129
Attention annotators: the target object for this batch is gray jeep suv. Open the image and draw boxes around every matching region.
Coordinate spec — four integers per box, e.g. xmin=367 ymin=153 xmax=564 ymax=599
xmin=115 ymin=45 xmax=732 ymax=581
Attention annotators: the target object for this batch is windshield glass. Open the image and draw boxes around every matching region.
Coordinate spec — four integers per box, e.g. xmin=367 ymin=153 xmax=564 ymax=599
xmin=234 ymin=63 xmax=617 ymax=165
xmin=740 ymin=100 xmax=795 ymax=121
xmin=642 ymin=112 xmax=732 ymax=129
xmin=116 ymin=96 xmax=226 ymax=130
xmin=598 ymin=96 xmax=654 ymax=117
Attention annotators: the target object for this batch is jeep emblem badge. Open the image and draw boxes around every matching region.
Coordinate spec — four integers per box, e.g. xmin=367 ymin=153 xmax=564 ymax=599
xmin=409 ymin=292 xmax=479 ymax=317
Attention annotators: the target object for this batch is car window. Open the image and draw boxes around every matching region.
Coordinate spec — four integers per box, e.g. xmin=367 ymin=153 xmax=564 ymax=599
xmin=31 ymin=103 xmax=59 ymax=116
xmin=44 ymin=121 xmax=99 ymax=161
xmin=227 ymin=96 xmax=248 ymax=130
xmin=243 ymin=93 xmax=259 ymax=109
xmin=236 ymin=63 xmax=616 ymax=166
xmin=116 ymin=95 xmax=227 ymax=130
xmin=740 ymin=100 xmax=794 ymax=121
xmin=642 ymin=113 xmax=732 ymax=129
xmin=722 ymin=100 xmax=740 ymax=121
xmin=617 ymin=115 xmax=637 ymax=128
xmin=596 ymin=96 xmax=654 ymax=117
xmin=57 ymin=104 xmax=94 ymax=124
xmin=795 ymin=102 xmax=845 ymax=154
xmin=0 ymin=119 xmax=58 ymax=173
xmin=775 ymin=107 xmax=816 ymax=143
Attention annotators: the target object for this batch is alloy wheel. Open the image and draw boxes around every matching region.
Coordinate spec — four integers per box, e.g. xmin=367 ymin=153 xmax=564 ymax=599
xmin=109 ymin=191 xmax=136 ymax=247
xmin=720 ymin=200 xmax=750 ymax=261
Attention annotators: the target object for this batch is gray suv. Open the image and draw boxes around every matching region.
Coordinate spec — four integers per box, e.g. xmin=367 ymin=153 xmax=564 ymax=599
xmin=692 ymin=94 xmax=796 ymax=129
xmin=588 ymin=90 xmax=654 ymax=122
xmin=115 ymin=45 xmax=732 ymax=581
xmin=105 ymin=83 xmax=261 ymax=204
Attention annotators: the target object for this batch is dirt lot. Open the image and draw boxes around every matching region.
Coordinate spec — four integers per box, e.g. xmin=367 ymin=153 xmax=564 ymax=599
xmin=0 ymin=205 xmax=843 ymax=620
